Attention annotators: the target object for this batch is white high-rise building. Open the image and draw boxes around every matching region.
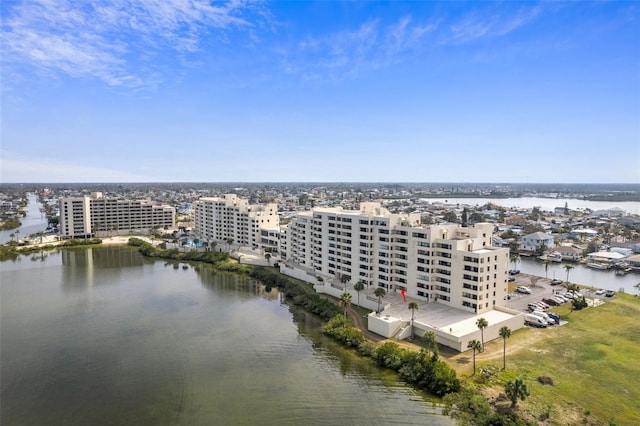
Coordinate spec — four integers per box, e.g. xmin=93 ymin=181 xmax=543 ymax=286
xmin=59 ymin=192 xmax=175 ymax=238
xmin=283 ymin=202 xmax=509 ymax=314
xmin=193 ymin=194 xmax=279 ymax=249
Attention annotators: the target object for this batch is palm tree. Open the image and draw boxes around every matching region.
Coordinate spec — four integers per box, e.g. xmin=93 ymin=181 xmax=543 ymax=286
xmin=340 ymin=292 xmax=352 ymax=317
xmin=467 ymin=339 xmax=482 ymax=375
xmin=510 ymin=253 xmax=520 ymax=271
xmin=505 ymin=376 xmax=530 ymax=409
xmin=499 ymin=326 xmax=512 ymax=370
xmin=408 ymin=301 xmax=419 ymax=324
xmin=226 ymin=237 xmax=234 ymax=252
xmin=424 ymin=331 xmax=439 ymax=358
xmin=354 ymin=280 xmax=365 ymax=307
xmin=374 ymin=287 xmax=386 ymax=313
xmin=564 ymin=264 xmax=574 ymax=283
xmin=339 ymin=274 xmax=350 ymax=290
xmin=265 ymin=253 xmax=271 ymax=266
xmin=542 ymin=259 xmax=551 ymax=279
xmin=476 ymin=317 xmax=488 ymax=352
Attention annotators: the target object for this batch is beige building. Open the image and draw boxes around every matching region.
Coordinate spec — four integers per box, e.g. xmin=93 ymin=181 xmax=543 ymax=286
xmin=283 ymin=202 xmax=509 ymax=315
xmin=59 ymin=192 xmax=175 ymax=238
xmin=193 ymin=194 xmax=279 ymax=250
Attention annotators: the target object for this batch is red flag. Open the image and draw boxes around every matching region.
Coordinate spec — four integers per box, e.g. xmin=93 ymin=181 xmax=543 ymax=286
xmin=400 ymin=288 xmax=407 ymax=302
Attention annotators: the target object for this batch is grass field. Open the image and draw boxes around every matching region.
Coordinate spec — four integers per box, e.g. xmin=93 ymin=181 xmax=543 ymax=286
xmin=449 ymin=293 xmax=640 ymax=425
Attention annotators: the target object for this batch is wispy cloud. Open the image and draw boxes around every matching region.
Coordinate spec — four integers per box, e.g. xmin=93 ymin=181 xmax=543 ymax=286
xmin=447 ymin=5 xmax=541 ymax=44
xmin=1 ymin=0 xmax=264 ymax=88
xmin=281 ymin=15 xmax=438 ymax=80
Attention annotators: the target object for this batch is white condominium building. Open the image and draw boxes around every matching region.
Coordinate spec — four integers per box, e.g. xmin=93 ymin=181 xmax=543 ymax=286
xmin=59 ymin=192 xmax=176 ymax=238
xmin=193 ymin=194 xmax=279 ymax=249
xmin=284 ymin=202 xmax=509 ymax=314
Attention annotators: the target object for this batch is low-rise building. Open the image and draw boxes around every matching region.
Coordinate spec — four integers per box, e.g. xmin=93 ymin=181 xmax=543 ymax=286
xmin=520 ymin=231 xmax=555 ymax=253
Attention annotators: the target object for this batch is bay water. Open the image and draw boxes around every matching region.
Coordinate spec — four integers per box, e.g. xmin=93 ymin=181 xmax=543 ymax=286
xmin=1 ymin=246 xmax=452 ymax=425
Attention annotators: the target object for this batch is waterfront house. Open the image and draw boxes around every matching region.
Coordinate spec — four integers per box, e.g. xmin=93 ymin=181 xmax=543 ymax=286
xmin=557 ymin=245 xmax=583 ymax=261
xmin=569 ymin=228 xmax=598 ymax=241
xmin=520 ymin=231 xmax=555 ymax=253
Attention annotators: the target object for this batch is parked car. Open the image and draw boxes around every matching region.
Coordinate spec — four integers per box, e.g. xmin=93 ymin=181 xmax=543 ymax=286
xmin=531 ymin=311 xmax=556 ymax=326
xmin=537 ymin=301 xmax=550 ymax=310
xmin=542 ymin=297 xmax=560 ymax=306
xmin=605 ymin=290 xmax=616 ymax=298
xmin=563 ymin=292 xmax=575 ymax=299
xmin=509 ymin=270 xmax=521 ymax=275
xmin=552 ymin=297 xmax=566 ymax=304
xmin=595 ymin=289 xmax=605 ymax=295
xmin=546 ymin=312 xmax=561 ymax=324
xmin=524 ymin=313 xmax=548 ymax=328
xmin=508 ymin=276 xmax=516 ymax=282
xmin=550 ymin=279 xmax=563 ymax=286
xmin=554 ymin=295 xmax=568 ymax=303
xmin=527 ymin=303 xmax=541 ymax=311
xmin=516 ymin=286 xmax=532 ymax=294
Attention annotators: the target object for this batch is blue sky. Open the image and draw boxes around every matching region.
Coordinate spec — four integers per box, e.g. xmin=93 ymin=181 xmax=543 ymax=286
xmin=1 ymin=0 xmax=638 ymax=183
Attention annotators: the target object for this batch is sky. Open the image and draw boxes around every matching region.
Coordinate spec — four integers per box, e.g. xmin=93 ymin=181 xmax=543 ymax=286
xmin=1 ymin=1 xmax=639 ymax=184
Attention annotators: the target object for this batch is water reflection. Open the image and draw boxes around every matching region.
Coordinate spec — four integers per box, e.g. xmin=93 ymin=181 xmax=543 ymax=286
xmin=1 ymin=246 xmax=453 ymax=425
xmin=61 ymin=247 xmax=151 ymax=292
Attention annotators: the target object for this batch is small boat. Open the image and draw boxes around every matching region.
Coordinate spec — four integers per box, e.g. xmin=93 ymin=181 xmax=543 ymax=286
xmin=549 ymin=252 xmax=562 ymax=263
xmin=586 ymin=262 xmax=610 ymax=270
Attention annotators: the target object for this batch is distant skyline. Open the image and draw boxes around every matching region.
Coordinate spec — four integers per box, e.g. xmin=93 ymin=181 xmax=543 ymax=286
xmin=1 ymin=1 xmax=639 ymax=184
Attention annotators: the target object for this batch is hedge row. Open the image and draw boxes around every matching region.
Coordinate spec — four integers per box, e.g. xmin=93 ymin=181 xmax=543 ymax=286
xmin=323 ymin=315 xmax=461 ymax=397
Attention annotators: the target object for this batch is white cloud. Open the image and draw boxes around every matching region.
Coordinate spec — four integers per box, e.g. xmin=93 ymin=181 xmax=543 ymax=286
xmin=447 ymin=5 xmax=541 ymax=44
xmin=283 ymin=15 xmax=437 ymax=80
xmin=1 ymin=0 xmax=262 ymax=88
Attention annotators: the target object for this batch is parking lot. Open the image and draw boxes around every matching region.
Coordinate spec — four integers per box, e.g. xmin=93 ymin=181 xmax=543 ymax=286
xmin=503 ymin=272 xmax=607 ymax=314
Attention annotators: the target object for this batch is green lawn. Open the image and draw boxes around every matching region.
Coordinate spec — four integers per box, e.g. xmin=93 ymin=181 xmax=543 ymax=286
xmin=488 ymin=294 xmax=640 ymax=424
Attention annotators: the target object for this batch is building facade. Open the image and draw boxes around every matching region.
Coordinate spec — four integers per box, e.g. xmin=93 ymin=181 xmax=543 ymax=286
xmin=59 ymin=192 xmax=175 ymax=238
xmin=192 ymin=194 xmax=279 ymax=249
xmin=283 ymin=202 xmax=509 ymax=315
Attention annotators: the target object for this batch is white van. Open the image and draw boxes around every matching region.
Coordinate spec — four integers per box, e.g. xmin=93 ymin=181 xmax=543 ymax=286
xmin=524 ymin=313 xmax=548 ymax=328
xmin=531 ymin=311 xmax=555 ymax=326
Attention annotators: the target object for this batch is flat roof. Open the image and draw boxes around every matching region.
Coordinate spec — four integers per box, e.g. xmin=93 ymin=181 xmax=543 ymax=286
xmin=374 ymin=289 xmax=518 ymax=338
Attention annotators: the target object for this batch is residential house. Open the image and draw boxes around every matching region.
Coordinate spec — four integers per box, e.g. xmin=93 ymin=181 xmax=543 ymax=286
xmin=520 ymin=231 xmax=555 ymax=253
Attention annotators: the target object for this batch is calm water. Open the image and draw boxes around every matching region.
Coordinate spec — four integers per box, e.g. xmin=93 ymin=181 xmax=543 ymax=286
xmin=0 ymin=193 xmax=49 ymax=245
xmin=516 ymin=256 xmax=639 ymax=294
xmin=1 ymin=247 xmax=453 ymax=426
xmin=419 ymin=197 xmax=640 ymax=215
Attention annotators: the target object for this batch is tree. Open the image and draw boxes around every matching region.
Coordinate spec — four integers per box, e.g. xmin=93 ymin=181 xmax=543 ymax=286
xmin=564 ymin=264 xmax=574 ymax=283
xmin=499 ymin=326 xmax=512 ymax=370
xmin=510 ymin=253 xmax=520 ymax=271
xmin=408 ymin=301 xmax=419 ymax=324
xmin=505 ymin=376 xmax=530 ymax=409
xmin=529 ymin=275 xmax=539 ymax=289
xmin=467 ymin=339 xmax=482 ymax=375
xmin=339 ymin=273 xmax=350 ymax=290
xmin=226 ymin=238 xmax=234 ymax=252
xmin=265 ymin=253 xmax=271 ymax=266
xmin=424 ymin=331 xmax=439 ymax=358
xmin=461 ymin=208 xmax=469 ymax=226
xmin=354 ymin=280 xmax=365 ymax=306
xmin=340 ymin=292 xmax=352 ymax=317
xmin=476 ymin=317 xmax=488 ymax=352
xmin=374 ymin=287 xmax=386 ymax=313
xmin=542 ymin=259 xmax=551 ymax=278
xmin=443 ymin=211 xmax=458 ymax=223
